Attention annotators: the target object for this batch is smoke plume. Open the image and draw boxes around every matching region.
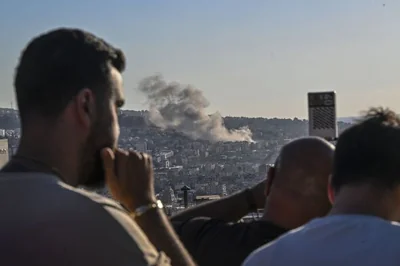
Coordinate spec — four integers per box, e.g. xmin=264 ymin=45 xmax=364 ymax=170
xmin=138 ymin=74 xmax=253 ymax=143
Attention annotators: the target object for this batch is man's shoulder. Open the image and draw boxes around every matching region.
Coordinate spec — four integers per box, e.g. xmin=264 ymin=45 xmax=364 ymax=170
xmin=175 ymin=216 xmax=286 ymax=243
xmin=0 ymin=172 xmax=131 ymax=232
xmin=173 ymin=217 xmax=287 ymax=266
xmin=0 ymin=172 xmax=171 ymax=265
xmin=63 ymin=183 xmax=124 ymax=211
xmin=242 ymin=224 xmax=305 ymax=266
xmin=244 ymin=217 xmax=335 ymax=266
xmin=244 ymin=216 xmax=400 ymax=266
xmin=0 ymin=172 xmax=123 ymax=211
xmin=55 ymin=180 xmax=172 ymax=265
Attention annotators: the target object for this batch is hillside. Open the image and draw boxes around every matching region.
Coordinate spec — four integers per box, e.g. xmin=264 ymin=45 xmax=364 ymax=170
xmin=0 ymin=108 xmax=352 ymax=141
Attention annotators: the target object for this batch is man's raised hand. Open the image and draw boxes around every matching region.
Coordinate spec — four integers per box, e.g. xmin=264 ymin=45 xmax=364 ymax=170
xmin=101 ymin=148 xmax=157 ymax=211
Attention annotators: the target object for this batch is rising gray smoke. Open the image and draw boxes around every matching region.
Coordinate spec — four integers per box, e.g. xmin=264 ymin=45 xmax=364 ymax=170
xmin=138 ymin=74 xmax=253 ymax=143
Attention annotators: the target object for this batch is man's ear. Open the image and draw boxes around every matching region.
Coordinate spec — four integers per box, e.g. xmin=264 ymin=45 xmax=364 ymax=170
xmin=327 ymin=175 xmax=335 ymax=204
xmin=265 ymin=166 xmax=275 ymax=197
xmin=74 ymin=88 xmax=96 ymax=130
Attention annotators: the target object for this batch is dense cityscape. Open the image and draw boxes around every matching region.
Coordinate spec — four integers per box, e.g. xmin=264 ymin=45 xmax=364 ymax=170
xmin=0 ymin=107 xmax=351 ymax=214
xmin=2 ymin=1 xmax=400 ymax=264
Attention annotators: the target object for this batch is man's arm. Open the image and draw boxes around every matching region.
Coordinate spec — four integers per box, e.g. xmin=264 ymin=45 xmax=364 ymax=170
xmin=172 ymin=216 xmax=282 ymax=266
xmin=171 ymin=190 xmax=252 ymax=222
xmin=171 ymin=181 xmax=266 ymax=223
xmin=102 ymin=149 xmax=196 ymax=266
xmin=134 ymin=208 xmax=197 ymax=266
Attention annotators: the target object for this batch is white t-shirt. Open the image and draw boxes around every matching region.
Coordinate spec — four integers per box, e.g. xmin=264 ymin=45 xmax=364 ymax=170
xmin=243 ymin=214 xmax=400 ymax=266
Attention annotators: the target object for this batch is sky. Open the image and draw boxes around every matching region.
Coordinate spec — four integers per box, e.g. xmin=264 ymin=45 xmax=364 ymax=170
xmin=0 ymin=0 xmax=399 ymax=118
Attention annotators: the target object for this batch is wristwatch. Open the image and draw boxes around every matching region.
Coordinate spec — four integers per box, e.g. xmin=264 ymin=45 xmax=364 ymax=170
xmin=131 ymin=200 xmax=164 ymax=218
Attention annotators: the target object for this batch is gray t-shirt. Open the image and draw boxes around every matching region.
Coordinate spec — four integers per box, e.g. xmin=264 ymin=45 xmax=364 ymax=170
xmin=0 ymin=172 xmax=170 ymax=266
xmin=243 ymin=214 xmax=400 ymax=266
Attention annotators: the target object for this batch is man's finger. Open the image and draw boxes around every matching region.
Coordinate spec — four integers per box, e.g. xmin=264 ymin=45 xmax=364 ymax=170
xmin=101 ymin=148 xmax=115 ymax=178
xmin=140 ymin=152 xmax=152 ymax=165
xmin=115 ymin=149 xmax=129 ymax=182
xmin=128 ymin=150 xmax=142 ymax=163
xmin=135 ymin=151 xmax=143 ymax=161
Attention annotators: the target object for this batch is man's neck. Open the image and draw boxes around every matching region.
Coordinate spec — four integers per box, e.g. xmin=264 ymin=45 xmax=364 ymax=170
xmin=262 ymin=197 xmax=316 ymax=230
xmin=16 ymin=132 xmax=79 ymax=186
xmin=329 ymin=186 xmax=399 ymax=221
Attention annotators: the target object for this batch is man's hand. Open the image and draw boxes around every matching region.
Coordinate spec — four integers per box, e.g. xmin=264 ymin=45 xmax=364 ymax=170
xmin=101 ymin=148 xmax=157 ymax=212
xmin=102 ymin=149 xmax=196 ymax=266
xmin=249 ymin=179 xmax=267 ymax=209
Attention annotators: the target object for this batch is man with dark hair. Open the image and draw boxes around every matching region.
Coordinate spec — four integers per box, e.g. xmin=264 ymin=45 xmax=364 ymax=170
xmin=172 ymin=137 xmax=334 ymax=266
xmin=0 ymin=28 xmax=195 ymax=266
xmin=8 ymin=28 xmax=126 ymax=188
xmin=244 ymin=107 xmax=400 ymax=266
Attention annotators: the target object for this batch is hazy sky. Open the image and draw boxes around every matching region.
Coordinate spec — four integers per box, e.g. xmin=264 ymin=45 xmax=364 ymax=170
xmin=0 ymin=0 xmax=399 ymax=118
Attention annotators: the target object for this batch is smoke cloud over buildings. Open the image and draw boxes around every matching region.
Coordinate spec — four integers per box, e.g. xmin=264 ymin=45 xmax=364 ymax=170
xmin=138 ymin=74 xmax=253 ymax=143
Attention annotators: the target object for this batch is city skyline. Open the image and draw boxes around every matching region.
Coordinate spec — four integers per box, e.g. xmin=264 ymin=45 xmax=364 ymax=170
xmin=0 ymin=0 xmax=399 ymax=118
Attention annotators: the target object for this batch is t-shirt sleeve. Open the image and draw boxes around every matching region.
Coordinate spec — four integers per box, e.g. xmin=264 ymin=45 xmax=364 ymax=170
xmin=102 ymin=205 xmax=172 ymax=266
xmin=53 ymin=190 xmax=172 ymax=266
xmin=0 ymin=173 xmax=171 ymax=266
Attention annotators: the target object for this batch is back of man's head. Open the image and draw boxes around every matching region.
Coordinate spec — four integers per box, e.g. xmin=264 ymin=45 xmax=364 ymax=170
xmin=332 ymin=107 xmax=400 ymax=201
xmin=264 ymin=137 xmax=334 ymax=228
xmin=12 ymin=28 xmax=127 ymax=188
xmin=14 ymin=27 xmax=126 ymax=126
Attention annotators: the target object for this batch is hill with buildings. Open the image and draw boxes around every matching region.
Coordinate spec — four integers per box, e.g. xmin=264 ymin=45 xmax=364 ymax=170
xmin=0 ymin=107 xmax=352 ymax=207
xmin=0 ymin=108 xmax=351 ymax=141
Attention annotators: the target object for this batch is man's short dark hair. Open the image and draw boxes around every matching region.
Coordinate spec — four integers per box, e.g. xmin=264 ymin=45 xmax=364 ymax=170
xmin=332 ymin=107 xmax=400 ymax=191
xmin=14 ymin=27 xmax=126 ymax=124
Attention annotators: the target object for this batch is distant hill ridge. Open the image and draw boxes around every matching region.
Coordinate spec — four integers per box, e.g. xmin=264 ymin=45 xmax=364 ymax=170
xmin=120 ymin=109 xmax=358 ymax=124
xmin=0 ymin=107 xmax=356 ymax=123
xmin=0 ymin=107 xmax=354 ymax=141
